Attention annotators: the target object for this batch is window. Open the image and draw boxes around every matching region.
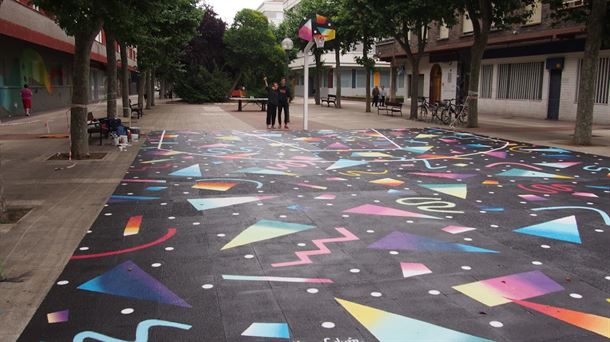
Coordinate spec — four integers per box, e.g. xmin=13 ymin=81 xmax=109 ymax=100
xmin=407 ymin=74 xmax=425 ymax=98
xmin=479 ymin=65 xmax=494 ymax=98
xmin=398 ymin=74 xmax=405 ymax=88
xmin=496 ymin=62 xmax=544 ymax=100
xmin=525 ymin=1 xmax=542 ymax=25
xmin=356 ymin=69 xmax=367 ymax=88
xmin=463 ymin=12 xmax=473 ymax=34
xmin=341 ymin=69 xmax=351 ymax=88
xmin=380 ymin=70 xmax=390 ymax=88
xmin=351 ymin=69 xmax=357 ymax=89
xmin=438 ymin=22 xmax=449 ymax=40
xmin=576 ymin=57 xmax=610 ymax=104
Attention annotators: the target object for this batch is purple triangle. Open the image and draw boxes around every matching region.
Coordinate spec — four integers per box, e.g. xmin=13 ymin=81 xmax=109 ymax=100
xmin=368 ymin=231 xmax=498 ymax=253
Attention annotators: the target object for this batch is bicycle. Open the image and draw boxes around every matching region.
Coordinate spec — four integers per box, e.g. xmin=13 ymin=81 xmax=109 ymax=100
xmin=417 ymin=97 xmax=431 ymax=122
xmin=448 ymin=92 xmax=476 ymax=128
xmin=439 ymin=99 xmax=456 ymax=125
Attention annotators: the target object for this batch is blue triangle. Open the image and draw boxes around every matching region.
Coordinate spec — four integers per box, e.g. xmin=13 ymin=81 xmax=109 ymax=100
xmin=169 ymin=164 xmax=202 ymax=177
xmin=514 ymin=216 xmax=581 ymax=244
xmin=78 ymin=260 xmax=191 ymax=307
xmin=326 ymin=159 xmax=368 ymax=171
xmin=402 ymin=146 xmax=432 ymax=154
xmin=368 ymin=231 xmax=499 ymax=253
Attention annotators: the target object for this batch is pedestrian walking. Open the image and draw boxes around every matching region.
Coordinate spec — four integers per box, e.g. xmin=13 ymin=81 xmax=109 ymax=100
xmin=264 ymin=76 xmax=279 ymax=129
xmin=20 ymin=84 xmax=33 ymax=116
xmin=380 ymin=85 xmax=387 ymax=106
xmin=372 ymin=86 xmax=380 ymax=107
xmin=277 ymin=77 xmax=291 ymax=129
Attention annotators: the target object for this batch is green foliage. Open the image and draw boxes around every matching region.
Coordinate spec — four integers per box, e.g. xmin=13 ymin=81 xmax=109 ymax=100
xmin=224 ymin=9 xmax=286 ymax=95
xmin=544 ymin=0 xmax=609 ymax=44
xmin=175 ymin=66 xmax=231 ymax=103
xmin=32 ymin=0 xmax=105 ymax=37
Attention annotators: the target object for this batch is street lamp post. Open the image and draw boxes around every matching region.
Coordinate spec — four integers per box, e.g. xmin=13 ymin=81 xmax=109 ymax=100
xmin=281 ymin=38 xmax=293 ymax=80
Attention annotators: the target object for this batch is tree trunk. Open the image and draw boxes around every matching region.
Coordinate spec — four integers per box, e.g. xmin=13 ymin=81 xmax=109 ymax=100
xmin=105 ymin=30 xmax=118 ymax=119
xmin=137 ymin=71 xmax=145 ymax=110
xmin=314 ymin=52 xmax=321 ymax=105
xmin=573 ymin=0 xmax=606 ymax=145
xmin=228 ymin=71 xmax=242 ymax=98
xmin=71 ymin=23 xmax=102 ymax=159
xmin=467 ymin=37 xmax=487 ymax=128
xmin=363 ymin=47 xmax=371 ymax=113
xmin=120 ymin=41 xmax=130 ymax=118
xmin=0 ymin=146 xmax=7 ymax=222
xmin=335 ymin=47 xmax=342 ymax=108
xmin=408 ymin=56 xmax=420 ymax=120
xmin=159 ymin=79 xmax=165 ymax=100
xmin=145 ymin=70 xmax=152 ymax=109
xmin=150 ymin=69 xmax=156 ymax=106
xmin=390 ymin=64 xmax=397 ymax=102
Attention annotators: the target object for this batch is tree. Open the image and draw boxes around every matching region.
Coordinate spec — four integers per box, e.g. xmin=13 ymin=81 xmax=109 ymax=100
xmin=370 ymin=0 xmax=457 ymax=119
xmin=33 ymin=0 xmax=104 ymax=159
xmin=224 ymin=9 xmax=286 ymax=97
xmin=455 ymin=0 xmax=535 ymax=127
xmin=546 ymin=0 xmax=609 ymax=145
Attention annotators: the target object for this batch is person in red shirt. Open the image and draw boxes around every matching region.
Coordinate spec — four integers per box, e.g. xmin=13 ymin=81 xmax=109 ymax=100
xmin=20 ymin=84 xmax=33 ymax=116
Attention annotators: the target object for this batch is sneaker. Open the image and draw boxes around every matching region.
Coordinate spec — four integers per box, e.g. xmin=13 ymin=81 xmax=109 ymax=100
xmin=26 ymin=113 xmax=30 ymax=117
xmin=271 ymin=126 xmax=276 ymax=129
xmin=284 ymin=125 xmax=289 ymax=129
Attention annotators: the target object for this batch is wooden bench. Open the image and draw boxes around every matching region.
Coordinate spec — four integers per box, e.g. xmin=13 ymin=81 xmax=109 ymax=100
xmin=87 ymin=112 xmax=107 ymax=146
xmin=377 ymin=101 xmax=403 ymax=116
xmin=129 ymin=99 xmax=143 ymax=119
xmin=321 ymin=94 xmax=337 ymax=107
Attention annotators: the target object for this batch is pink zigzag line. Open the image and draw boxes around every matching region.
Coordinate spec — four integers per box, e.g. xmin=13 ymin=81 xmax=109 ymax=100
xmin=271 ymin=227 xmax=359 ymax=268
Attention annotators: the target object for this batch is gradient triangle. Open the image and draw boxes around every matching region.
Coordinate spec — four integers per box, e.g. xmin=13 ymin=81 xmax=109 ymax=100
xmin=485 ymin=151 xmax=507 ymax=159
xmin=401 ymin=262 xmax=432 ymax=278
xmin=188 ymin=196 xmax=276 ymax=211
xmin=77 ymin=260 xmax=190 ymax=307
xmin=222 ymin=220 xmax=316 ymax=250
xmin=415 ymin=134 xmax=438 ymax=139
xmin=169 ymin=164 xmax=201 ymax=177
xmin=242 ymin=323 xmax=290 ymax=339
xmin=192 ymin=181 xmax=237 ymax=191
xmin=352 ymin=152 xmax=394 ymax=158
xmin=402 ymin=146 xmax=433 ymax=154
xmin=512 ymin=299 xmax=610 ymax=338
xmin=326 ymin=159 xmax=368 ymax=171
xmin=335 ymin=298 xmax=493 ymax=342
xmin=236 ymin=167 xmax=296 ymax=176
xmin=420 ymin=184 xmax=467 ymax=199
xmin=513 ymin=215 xmax=581 ymax=244
xmin=343 ymin=204 xmax=442 ymax=220
xmin=327 ymin=142 xmax=350 ymax=149
xmin=410 ymin=172 xmax=477 ymax=179
xmin=534 ymin=162 xmax=581 ymax=169
xmin=496 ymin=168 xmax=572 ymax=179
xmin=369 ymin=231 xmax=498 ymax=253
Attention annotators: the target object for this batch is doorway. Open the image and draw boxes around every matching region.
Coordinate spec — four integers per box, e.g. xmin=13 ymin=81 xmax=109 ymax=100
xmin=429 ymin=64 xmax=442 ymax=103
xmin=547 ymin=69 xmax=562 ymax=120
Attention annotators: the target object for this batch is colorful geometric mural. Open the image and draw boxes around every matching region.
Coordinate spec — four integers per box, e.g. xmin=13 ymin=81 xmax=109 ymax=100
xmin=18 ymin=128 xmax=610 ymax=341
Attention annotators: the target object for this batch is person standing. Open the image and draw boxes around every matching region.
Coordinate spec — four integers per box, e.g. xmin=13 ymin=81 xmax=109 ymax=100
xmin=264 ymin=77 xmax=279 ymax=129
xmin=372 ymin=86 xmax=380 ymax=107
xmin=277 ymin=78 xmax=291 ymax=129
xmin=20 ymin=84 xmax=33 ymax=116
xmin=380 ymin=85 xmax=387 ymax=106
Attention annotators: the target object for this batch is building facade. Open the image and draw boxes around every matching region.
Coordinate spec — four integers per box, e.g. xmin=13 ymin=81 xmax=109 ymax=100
xmin=376 ymin=2 xmax=609 ymax=124
xmin=0 ymin=0 xmax=138 ymax=118
xmin=257 ymin=0 xmax=391 ymax=99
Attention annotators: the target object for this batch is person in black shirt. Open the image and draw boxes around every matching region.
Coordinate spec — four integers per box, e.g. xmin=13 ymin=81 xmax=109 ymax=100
xmin=277 ymin=77 xmax=291 ymax=129
xmin=264 ymin=76 xmax=279 ymax=129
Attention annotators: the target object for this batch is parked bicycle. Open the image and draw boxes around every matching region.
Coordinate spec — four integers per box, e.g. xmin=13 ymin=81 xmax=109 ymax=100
xmin=417 ymin=97 xmax=443 ymax=123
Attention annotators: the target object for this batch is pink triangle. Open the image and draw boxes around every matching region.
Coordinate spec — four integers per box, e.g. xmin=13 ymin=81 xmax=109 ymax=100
xmin=486 ymin=151 xmax=507 ymax=159
xmin=401 ymin=262 xmax=432 ymax=278
xmin=440 ymin=138 xmax=458 ymax=143
xmin=327 ymin=142 xmax=350 ymax=149
xmin=343 ymin=204 xmax=441 ymax=219
xmin=410 ymin=172 xmax=477 ymax=180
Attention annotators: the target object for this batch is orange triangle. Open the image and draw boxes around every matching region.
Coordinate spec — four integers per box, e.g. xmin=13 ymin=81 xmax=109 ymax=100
xmin=513 ymin=299 xmax=610 ymax=338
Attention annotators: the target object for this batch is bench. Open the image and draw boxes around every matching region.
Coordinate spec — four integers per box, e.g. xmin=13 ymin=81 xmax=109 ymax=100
xmin=87 ymin=112 xmax=107 ymax=146
xmin=228 ymin=97 xmax=267 ymax=112
xmin=321 ymin=94 xmax=337 ymax=107
xmin=377 ymin=101 xmax=403 ymax=117
xmin=129 ymin=99 xmax=143 ymax=119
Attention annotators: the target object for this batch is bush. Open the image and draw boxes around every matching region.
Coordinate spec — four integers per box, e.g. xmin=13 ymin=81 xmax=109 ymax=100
xmin=175 ymin=66 xmax=231 ymax=103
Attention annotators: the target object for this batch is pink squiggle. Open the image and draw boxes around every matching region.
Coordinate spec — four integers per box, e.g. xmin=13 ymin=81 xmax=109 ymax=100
xmin=271 ymin=227 xmax=359 ymax=268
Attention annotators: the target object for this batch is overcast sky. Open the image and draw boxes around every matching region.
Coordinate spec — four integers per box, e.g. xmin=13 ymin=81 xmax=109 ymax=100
xmin=202 ymin=0 xmax=264 ymax=24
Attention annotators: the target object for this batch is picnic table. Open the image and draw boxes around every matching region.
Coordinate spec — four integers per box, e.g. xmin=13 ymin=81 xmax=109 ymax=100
xmin=229 ymin=97 xmax=268 ymax=112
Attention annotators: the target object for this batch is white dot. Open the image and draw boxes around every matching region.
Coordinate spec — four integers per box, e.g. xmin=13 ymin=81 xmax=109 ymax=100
xmin=87 ymin=230 xmax=93 ymax=234
xmin=217 ymin=233 xmax=226 ymax=237
xmin=165 ymin=247 xmax=174 ymax=251
xmin=366 ymin=229 xmax=375 ymax=233
xmin=232 ymin=213 xmax=240 ymax=216
xmin=532 ymin=261 xmax=543 ymax=265
xmin=57 ymin=280 xmax=69 ymax=286
xmin=297 ymin=243 xmax=306 ymax=247
xmin=605 ymin=276 xmax=610 ymax=280
xmin=461 ymin=266 xmax=472 ymax=270
xmin=202 ymin=284 xmax=214 ymax=289
xmin=489 ymin=321 xmax=503 ymax=328
xmin=406 ymin=220 xmax=414 ymax=224
xmin=192 ymin=222 xmax=200 ymax=226
xmin=389 ymin=251 xmax=399 ymax=255
xmin=307 ymin=288 xmax=319 ymax=294
xmin=490 ymin=224 xmax=499 ymax=228
xmin=463 ymin=237 xmax=473 ymax=241
xmin=104 ymin=213 xmax=112 ymax=216
xmin=160 ymin=203 xmax=167 ymax=206
xmin=151 ymin=263 xmax=162 ymax=268
xmin=244 ymin=254 xmax=254 ymax=259
xmin=370 ymin=292 xmax=382 ymax=297
xmin=540 ymin=244 xmax=551 ymax=249
xmin=121 ymin=308 xmax=134 ymax=315
xmin=349 ymin=268 xmax=360 ymax=273
xmin=321 ymin=322 xmax=335 ymax=329
xmin=428 ymin=290 xmax=441 ymax=295
xmin=342 ymin=214 xmax=349 ymax=218
xmin=168 ymin=216 xmax=175 ymax=220
xmin=595 ymin=229 xmax=604 ymax=233
xmin=569 ymin=293 xmax=583 ymax=299
xmin=79 ymin=247 xmax=89 ymax=251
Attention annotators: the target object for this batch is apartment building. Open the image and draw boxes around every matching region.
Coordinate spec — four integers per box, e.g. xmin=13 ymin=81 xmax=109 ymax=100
xmin=376 ymin=1 xmax=609 ymax=124
xmin=257 ymin=0 xmax=391 ymax=99
xmin=0 ymin=0 xmax=138 ymax=118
